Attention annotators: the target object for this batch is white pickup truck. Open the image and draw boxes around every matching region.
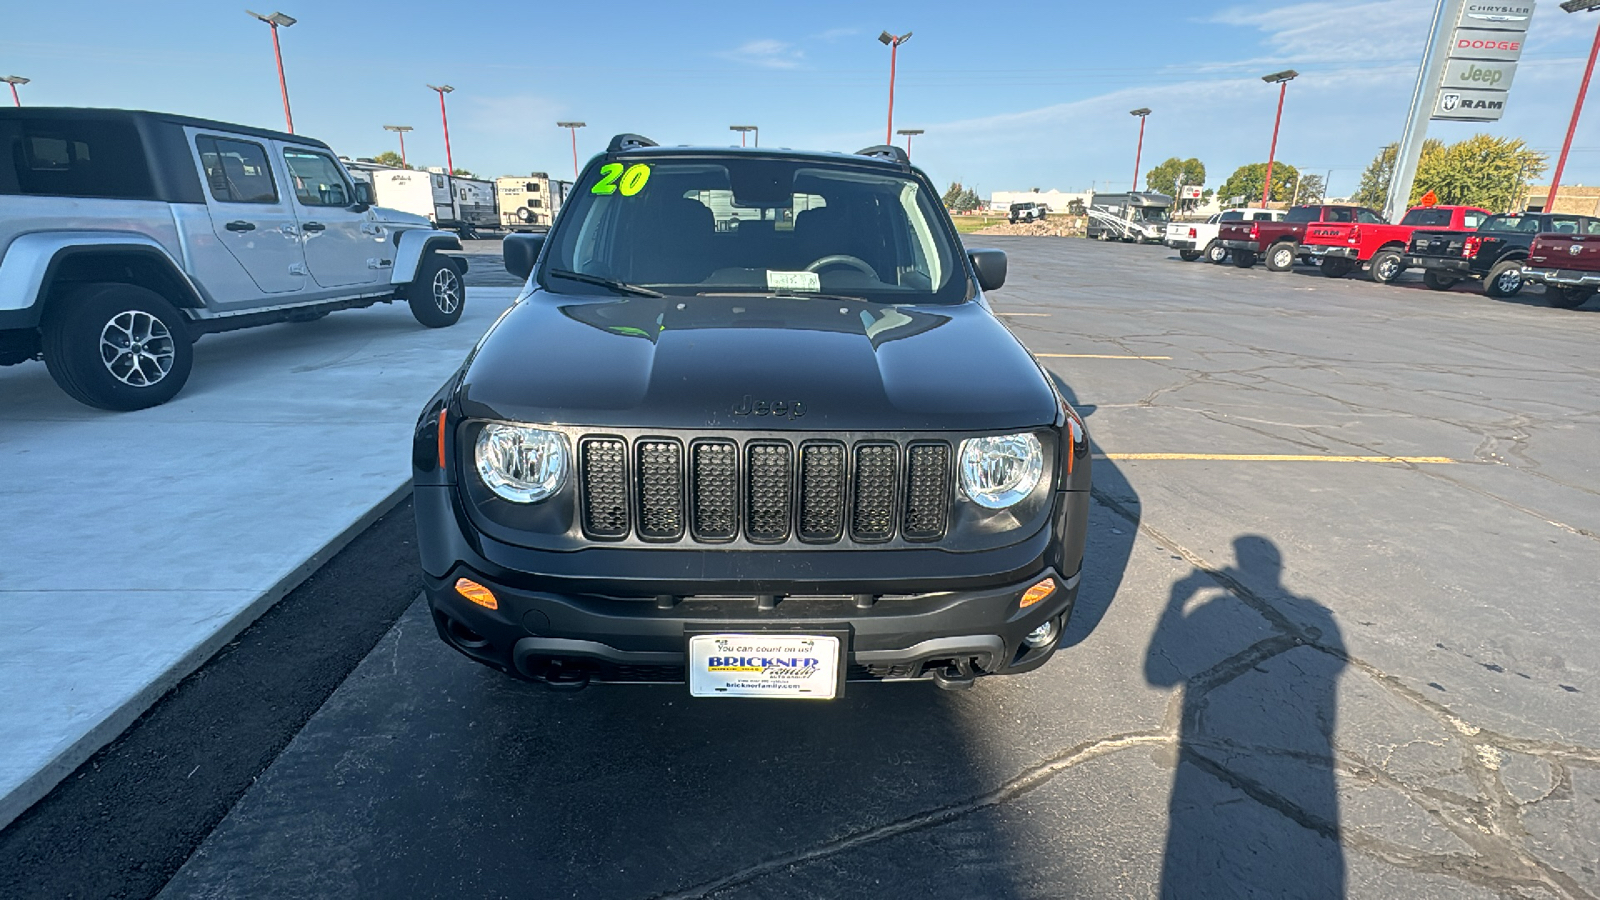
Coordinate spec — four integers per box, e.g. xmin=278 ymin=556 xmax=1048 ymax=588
xmin=1164 ymin=208 xmax=1283 ymax=263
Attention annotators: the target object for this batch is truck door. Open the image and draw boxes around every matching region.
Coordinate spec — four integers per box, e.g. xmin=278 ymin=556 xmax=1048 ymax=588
xmin=193 ymin=133 xmax=307 ymax=294
xmin=278 ymin=144 xmax=380 ymax=288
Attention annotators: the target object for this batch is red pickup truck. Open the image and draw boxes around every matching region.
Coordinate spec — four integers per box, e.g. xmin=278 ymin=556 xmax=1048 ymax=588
xmin=1521 ymin=229 xmax=1600 ymax=308
xmin=1218 ymin=205 xmax=1371 ymax=272
xmin=1303 ymin=205 xmax=1490 ymax=282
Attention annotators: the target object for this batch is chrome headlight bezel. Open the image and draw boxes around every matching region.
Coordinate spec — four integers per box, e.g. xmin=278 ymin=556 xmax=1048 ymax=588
xmin=474 ymin=422 xmax=569 ymax=504
xmin=957 ymin=432 xmax=1046 ymax=510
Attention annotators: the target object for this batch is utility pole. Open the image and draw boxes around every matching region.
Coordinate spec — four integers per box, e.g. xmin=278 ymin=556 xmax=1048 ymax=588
xmin=0 ymin=75 xmax=28 ymax=107
xmin=1387 ymin=0 xmax=1460 ymax=222
xmin=557 ymin=122 xmax=585 ymax=179
xmin=246 ymin=11 xmax=297 ymax=133
xmin=896 ymin=128 xmax=923 ymax=158
xmin=428 ymin=85 xmax=455 ymax=175
xmin=1546 ymin=0 xmax=1600 ymax=211
xmin=878 ymin=31 xmax=912 ymax=145
xmin=1260 ymin=70 xmax=1298 ymax=206
xmin=1130 ymin=109 xmax=1151 ymax=192
xmin=383 ymin=125 xmax=412 ymax=168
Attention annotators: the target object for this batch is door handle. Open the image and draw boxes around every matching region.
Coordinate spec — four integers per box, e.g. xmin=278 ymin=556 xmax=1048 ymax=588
xmin=302 ymin=222 xmax=326 ymax=233
xmin=225 ymin=221 xmax=256 ymax=232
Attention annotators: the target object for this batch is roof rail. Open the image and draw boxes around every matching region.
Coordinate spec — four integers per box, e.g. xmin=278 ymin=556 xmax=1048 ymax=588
xmin=608 ymin=133 xmax=659 ymax=152
xmin=854 ymin=144 xmax=909 ymax=165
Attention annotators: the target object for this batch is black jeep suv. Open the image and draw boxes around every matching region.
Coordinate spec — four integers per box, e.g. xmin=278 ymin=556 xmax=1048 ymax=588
xmin=412 ymin=135 xmax=1091 ymax=699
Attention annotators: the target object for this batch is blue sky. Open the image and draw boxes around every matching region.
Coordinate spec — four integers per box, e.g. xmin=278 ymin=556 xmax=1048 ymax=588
xmin=5 ymin=0 xmax=1600 ymax=199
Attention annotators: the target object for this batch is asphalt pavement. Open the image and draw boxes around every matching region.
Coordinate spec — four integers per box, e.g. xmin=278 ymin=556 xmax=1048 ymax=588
xmin=5 ymin=240 xmax=1599 ymax=899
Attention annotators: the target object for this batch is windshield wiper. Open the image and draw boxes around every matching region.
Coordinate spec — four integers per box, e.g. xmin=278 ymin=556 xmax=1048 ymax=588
xmin=695 ymin=290 xmax=871 ymax=303
xmin=548 ymin=269 xmax=663 ymax=297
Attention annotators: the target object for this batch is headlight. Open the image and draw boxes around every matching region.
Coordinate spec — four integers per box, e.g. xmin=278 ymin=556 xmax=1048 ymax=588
xmin=958 ymin=433 xmax=1044 ymax=509
xmin=475 ymin=423 xmax=568 ymax=503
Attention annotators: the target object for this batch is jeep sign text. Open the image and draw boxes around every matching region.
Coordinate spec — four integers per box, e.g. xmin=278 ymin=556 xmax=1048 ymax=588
xmin=1444 ymin=59 xmax=1517 ymax=91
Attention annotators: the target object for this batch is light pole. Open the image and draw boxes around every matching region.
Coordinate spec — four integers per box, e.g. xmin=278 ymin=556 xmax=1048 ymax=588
xmin=1129 ymin=108 xmax=1151 ymax=192
xmin=383 ymin=125 xmax=413 ymax=168
xmin=0 ymin=75 xmax=28 ymax=107
xmin=897 ymin=128 xmax=924 ymax=158
xmin=878 ymin=30 xmax=913 ymax=146
xmin=1260 ymin=69 xmax=1298 ymax=206
xmin=730 ymin=125 xmax=758 ymax=147
xmin=557 ymin=121 xmax=585 ymax=179
xmin=428 ymin=84 xmax=455 ymax=175
xmin=1546 ymin=0 xmax=1600 ymax=211
xmin=246 ymin=11 xmax=296 ymax=133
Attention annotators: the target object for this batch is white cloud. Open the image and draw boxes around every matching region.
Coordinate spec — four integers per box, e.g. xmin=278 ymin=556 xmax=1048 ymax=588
xmin=718 ymin=39 xmax=805 ymax=69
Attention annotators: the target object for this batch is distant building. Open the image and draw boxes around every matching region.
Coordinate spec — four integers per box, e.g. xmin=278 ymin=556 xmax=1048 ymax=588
xmin=1521 ymin=185 xmax=1600 ymax=215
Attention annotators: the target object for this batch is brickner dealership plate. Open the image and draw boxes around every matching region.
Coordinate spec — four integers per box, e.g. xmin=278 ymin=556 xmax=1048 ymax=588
xmin=687 ymin=634 xmax=841 ymax=699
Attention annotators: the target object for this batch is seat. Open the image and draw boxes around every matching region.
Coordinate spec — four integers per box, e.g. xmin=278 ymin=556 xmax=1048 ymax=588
xmin=627 ymin=197 xmax=716 ymax=284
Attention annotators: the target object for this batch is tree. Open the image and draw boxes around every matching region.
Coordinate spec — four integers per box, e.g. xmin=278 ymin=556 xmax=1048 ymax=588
xmin=1353 ymin=143 xmax=1400 ymax=209
xmin=1215 ymin=162 xmax=1300 ymax=208
xmin=942 ymin=181 xmax=966 ymax=208
xmin=955 ymin=187 xmax=980 ymax=212
xmin=1144 ymin=157 xmax=1207 ymax=210
xmin=372 ymin=151 xmax=408 ymax=169
xmin=1294 ymin=173 xmax=1326 ymax=204
xmin=451 ymin=168 xmax=475 ymax=178
xmin=1354 ymin=136 xmax=1545 ymax=212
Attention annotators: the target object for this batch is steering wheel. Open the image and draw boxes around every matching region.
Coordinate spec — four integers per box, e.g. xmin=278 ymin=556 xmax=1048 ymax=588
xmin=804 ymin=254 xmax=876 ymax=277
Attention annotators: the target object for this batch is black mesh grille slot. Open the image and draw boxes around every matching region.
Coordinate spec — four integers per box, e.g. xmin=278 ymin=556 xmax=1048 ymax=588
xmin=851 ymin=443 xmax=898 ymax=542
xmin=798 ymin=442 xmax=846 ymax=543
xmin=636 ymin=439 xmax=684 ymax=540
xmin=902 ymin=442 xmax=950 ymax=541
xmin=691 ymin=441 xmax=738 ymax=542
xmin=745 ymin=442 xmax=794 ymax=543
xmin=580 ymin=438 xmax=629 ymax=538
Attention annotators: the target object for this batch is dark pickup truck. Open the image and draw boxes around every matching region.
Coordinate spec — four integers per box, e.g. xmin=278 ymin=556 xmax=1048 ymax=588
xmin=1218 ymin=204 xmax=1374 ymax=272
xmin=1522 ymin=228 xmax=1600 ymax=308
xmin=1406 ymin=212 xmax=1597 ymax=298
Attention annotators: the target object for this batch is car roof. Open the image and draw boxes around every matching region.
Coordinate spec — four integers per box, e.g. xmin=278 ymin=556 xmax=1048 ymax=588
xmin=0 ymin=107 xmax=333 ymax=152
xmin=605 ymin=143 xmax=916 ymax=172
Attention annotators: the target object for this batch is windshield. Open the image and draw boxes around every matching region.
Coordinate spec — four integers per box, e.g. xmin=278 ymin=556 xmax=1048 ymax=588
xmin=541 ymin=156 xmax=969 ymax=304
xmin=1400 ymin=208 xmax=1453 ymax=227
xmin=1136 ymin=206 xmax=1168 ymax=222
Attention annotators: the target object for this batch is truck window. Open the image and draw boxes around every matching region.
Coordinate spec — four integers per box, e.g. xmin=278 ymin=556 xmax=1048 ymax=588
xmin=1219 ymin=211 xmax=1243 ymax=221
xmin=282 ymin=148 xmax=351 ymax=207
xmin=1399 ymin=208 xmax=1453 ymax=227
xmin=1323 ymin=208 xmax=1354 ymax=223
xmin=1355 ymin=208 xmax=1385 ymax=224
xmin=1462 ymin=212 xmax=1485 ymax=229
xmin=196 ymin=135 xmax=278 ymax=204
xmin=1285 ymin=207 xmax=1320 ymax=223
xmin=0 ymin=116 xmax=155 ymax=200
xmin=1550 ymin=217 xmax=1581 ymax=234
xmin=1586 ymin=220 xmax=1600 ymax=236
xmin=1251 ymin=212 xmax=1276 ymax=221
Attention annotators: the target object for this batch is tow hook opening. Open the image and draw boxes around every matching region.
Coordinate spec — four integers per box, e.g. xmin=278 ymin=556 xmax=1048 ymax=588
xmin=436 ymin=610 xmax=491 ymax=650
xmin=931 ymin=656 xmax=978 ymax=691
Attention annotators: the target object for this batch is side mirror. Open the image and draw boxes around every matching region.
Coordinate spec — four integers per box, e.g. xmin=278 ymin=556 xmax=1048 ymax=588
xmin=353 ymin=181 xmax=375 ymax=206
xmin=968 ymin=248 xmax=1007 ymax=292
xmin=503 ymin=232 xmax=546 ymax=281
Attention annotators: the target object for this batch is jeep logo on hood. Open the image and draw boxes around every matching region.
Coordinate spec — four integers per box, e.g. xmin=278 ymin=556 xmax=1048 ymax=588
xmin=733 ymin=395 xmax=806 ymax=419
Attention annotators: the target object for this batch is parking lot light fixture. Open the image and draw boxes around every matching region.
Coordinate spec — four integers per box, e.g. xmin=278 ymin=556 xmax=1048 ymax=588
xmin=557 ymin=121 xmax=586 ymax=178
xmin=383 ymin=124 xmax=413 ymax=168
xmin=246 ymin=11 xmax=297 ymax=132
xmin=0 ymin=75 xmax=28 ymax=107
xmin=1259 ymin=70 xmax=1298 ymax=207
xmin=730 ymin=125 xmax=759 ymax=147
xmin=878 ymin=30 xmax=913 ymax=145
xmin=428 ymin=85 xmax=455 ymax=176
xmin=1129 ymin=109 xmax=1151 ymax=192
xmin=1547 ymin=2 xmax=1600 ymax=210
xmin=896 ymin=128 xmax=924 ymax=158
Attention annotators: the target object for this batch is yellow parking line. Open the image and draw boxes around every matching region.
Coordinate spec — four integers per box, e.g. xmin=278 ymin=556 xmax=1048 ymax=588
xmin=1096 ymin=453 xmax=1459 ymax=464
xmin=1039 ymin=353 xmax=1173 ymax=360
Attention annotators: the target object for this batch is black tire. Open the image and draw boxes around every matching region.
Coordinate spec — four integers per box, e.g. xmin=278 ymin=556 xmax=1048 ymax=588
xmin=1422 ymin=270 xmax=1458 ymax=291
xmin=41 ymin=283 xmax=194 ymax=411
xmin=1320 ymin=258 xmax=1355 ymax=279
xmin=1231 ymin=250 xmax=1258 ymax=268
xmin=406 ymin=254 xmax=465 ymax=328
xmin=1369 ymin=249 xmax=1405 ymax=283
xmin=1205 ymin=240 xmax=1228 ymax=264
xmin=1179 ymin=249 xmax=1202 ymax=262
xmin=1484 ymin=260 xmax=1525 ymax=298
xmin=1264 ymin=242 xmax=1297 ymax=272
xmin=1546 ymin=286 xmax=1594 ymax=309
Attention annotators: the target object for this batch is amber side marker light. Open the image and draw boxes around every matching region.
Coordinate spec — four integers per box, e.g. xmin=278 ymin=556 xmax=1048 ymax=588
xmin=1020 ymin=578 xmax=1056 ymax=609
xmin=436 ymin=409 xmax=448 ymax=469
xmin=455 ymin=577 xmax=498 ymax=610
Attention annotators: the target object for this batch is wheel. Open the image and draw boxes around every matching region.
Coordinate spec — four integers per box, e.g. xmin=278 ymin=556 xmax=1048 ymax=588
xmin=1484 ymin=260 xmax=1525 ymax=298
xmin=406 ymin=254 xmax=465 ymax=328
xmin=1546 ymin=286 xmax=1594 ymax=309
xmin=1205 ymin=240 xmax=1228 ymax=264
xmin=1264 ymin=242 xmax=1297 ymax=272
xmin=1422 ymin=271 xmax=1458 ymax=291
xmin=1369 ymin=249 xmax=1405 ymax=283
xmin=41 ymin=283 xmax=194 ymax=411
xmin=1320 ymin=258 xmax=1355 ymax=278
xmin=1231 ymin=250 xmax=1257 ymax=268
xmin=1179 ymin=249 xmax=1202 ymax=262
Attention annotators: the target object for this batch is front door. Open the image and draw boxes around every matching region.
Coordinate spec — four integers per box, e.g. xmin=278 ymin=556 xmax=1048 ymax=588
xmin=278 ymin=145 xmax=379 ymax=288
xmin=192 ymin=132 xmax=307 ymax=295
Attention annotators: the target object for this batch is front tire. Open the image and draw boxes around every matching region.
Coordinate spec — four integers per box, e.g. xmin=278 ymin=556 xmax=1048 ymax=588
xmin=42 ymin=283 xmax=194 ymax=411
xmin=1231 ymin=250 xmax=1258 ymax=268
xmin=1546 ymin=286 xmax=1595 ymax=309
xmin=406 ymin=254 xmax=465 ymax=328
xmin=1179 ymin=249 xmax=1202 ymax=262
xmin=1484 ymin=260 xmax=1525 ymax=298
xmin=1205 ymin=240 xmax=1228 ymax=264
xmin=1320 ymin=258 xmax=1355 ymax=278
xmin=1265 ymin=242 xmax=1297 ymax=272
xmin=1369 ymin=249 xmax=1404 ymax=283
xmin=1422 ymin=271 xmax=1458 ymax=291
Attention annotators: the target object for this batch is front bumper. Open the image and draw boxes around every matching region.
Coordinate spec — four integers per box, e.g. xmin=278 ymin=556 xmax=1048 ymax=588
xmin=1306 ymin=245 xmax=1357 ymax=260
xmin=1220 ymin=239 xmax=1261 ymax=253
xmin=1405 ymin=257 xmax=1476 ymax=276
xmin=1522 ymin=267 xmax=1600 ymax=288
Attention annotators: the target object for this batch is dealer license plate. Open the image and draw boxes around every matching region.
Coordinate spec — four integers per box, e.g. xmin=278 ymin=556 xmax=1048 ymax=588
xmin=687 ymin=634 xmax=841 ymax=699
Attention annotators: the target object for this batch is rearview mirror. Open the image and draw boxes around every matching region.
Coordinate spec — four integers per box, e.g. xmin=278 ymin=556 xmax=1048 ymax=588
xmin=968 ymin=248 xmax=1007 ymax=292
xmin=503 ymin=232 xmax=546 ymax=282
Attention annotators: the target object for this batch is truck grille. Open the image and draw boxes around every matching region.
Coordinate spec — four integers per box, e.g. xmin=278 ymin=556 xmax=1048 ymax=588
xmin=577 ymin=435 xmax=954 ymax=545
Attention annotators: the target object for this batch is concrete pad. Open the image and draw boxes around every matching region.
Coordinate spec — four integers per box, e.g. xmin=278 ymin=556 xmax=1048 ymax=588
xmin=0 ymin=287 xmax=519 ymax=830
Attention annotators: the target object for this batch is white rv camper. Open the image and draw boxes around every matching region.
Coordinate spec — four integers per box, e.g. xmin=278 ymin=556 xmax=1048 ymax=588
xmin=496 ymin=173 xmax=572 ymax=232
xmin=370 ymin=168 xmax=498 ymax=238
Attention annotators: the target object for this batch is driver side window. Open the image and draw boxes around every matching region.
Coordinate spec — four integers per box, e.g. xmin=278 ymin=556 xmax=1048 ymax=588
xmin=282 ymin=148 xmax=351 ymax=207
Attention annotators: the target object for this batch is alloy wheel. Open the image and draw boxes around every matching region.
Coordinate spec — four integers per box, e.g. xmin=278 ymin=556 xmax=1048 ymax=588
xmin=99 ymin=310 xmax=175 ymax=387
xmin=432 ymin=267 xmax=462 ymax=314
xmin=1497 ymin=269 xmax=1522 ymax=294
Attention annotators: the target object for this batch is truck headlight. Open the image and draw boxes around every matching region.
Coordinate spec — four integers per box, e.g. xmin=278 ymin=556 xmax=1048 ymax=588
xmin=958 ymin=433 xmax=1044 ymax=509
xmin=475 ymin=423 xmax=568 ymax=503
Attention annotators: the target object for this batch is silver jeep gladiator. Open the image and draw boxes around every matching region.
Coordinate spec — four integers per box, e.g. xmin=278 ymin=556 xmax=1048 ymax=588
xmin=0 ymin=108 xmax=468 ymax=410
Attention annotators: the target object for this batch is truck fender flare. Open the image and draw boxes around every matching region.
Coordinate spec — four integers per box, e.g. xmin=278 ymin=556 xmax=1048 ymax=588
xmin=1377 ymin=240 xmax=1408 ymax=253
xmin=392 ymin=230 xmax=465 ymax=285
xmin=0 ymin=232 xmax=205 ymax=328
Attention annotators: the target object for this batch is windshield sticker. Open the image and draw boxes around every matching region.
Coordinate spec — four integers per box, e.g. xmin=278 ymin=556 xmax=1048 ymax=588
xmin=591 ymin=163 xmax=651 ymax=196
xmin=767 ymin=270 xmax=821 ymax=292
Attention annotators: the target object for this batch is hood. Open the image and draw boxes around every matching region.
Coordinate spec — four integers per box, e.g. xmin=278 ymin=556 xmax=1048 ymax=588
xmin=457 ymin=293 xmax=1060 ymax=432
xmin=371 ymin=206 xmax=432 ymax=228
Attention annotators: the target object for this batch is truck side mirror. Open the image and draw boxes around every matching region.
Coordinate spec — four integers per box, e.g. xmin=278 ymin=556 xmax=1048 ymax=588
xmin=353 ymin=182 xmax=375 ymax=206
xmin=968 ymin=248 xmax=1007 ymax=292
xmin=503 ymin=232 xmax=546 ymax=281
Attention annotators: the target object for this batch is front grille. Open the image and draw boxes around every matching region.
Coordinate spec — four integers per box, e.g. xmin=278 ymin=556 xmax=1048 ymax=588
xmin=576 ymin=434 xmax=954 ymax=545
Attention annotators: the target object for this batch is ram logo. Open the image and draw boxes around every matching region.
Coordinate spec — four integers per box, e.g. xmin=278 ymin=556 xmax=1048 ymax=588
xmin=1570 ymin=243 xmax=1583 ymax=256
xmin=1441 ymin=92 xmax=1461 ymax=111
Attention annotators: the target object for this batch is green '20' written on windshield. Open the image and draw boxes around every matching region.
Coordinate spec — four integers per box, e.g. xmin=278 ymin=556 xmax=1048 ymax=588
xmin=591 ymin=163 xmax=651 ymax=196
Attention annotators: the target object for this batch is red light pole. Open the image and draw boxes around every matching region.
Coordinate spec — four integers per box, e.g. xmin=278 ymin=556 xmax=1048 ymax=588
xmin=1129 ymin=109 xmax=1151 ymax=191
xmin=246 ymin=11 xmax=297 ymax=133
xmin=1547 ymin=1 xmax=1600 ymax=211
xmin=383 ymin=125 xmax=413 ymax=167
xmin=429 ymin=84 xmax=455 ymax=175
xmin=1 ymin=75 xmax=27 ymax=107
xmin=730 ymin=125 xmax=758 ymax=147
xmin=878 ymin=30 xmax=913 ymax=146
xmin=1259 ymin=69 xmax=1298 ymax=206
xmin=897 ymin=128 xmax=924 ymax=159
xmin=557 ymin=121 xmax=585 ymax=179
